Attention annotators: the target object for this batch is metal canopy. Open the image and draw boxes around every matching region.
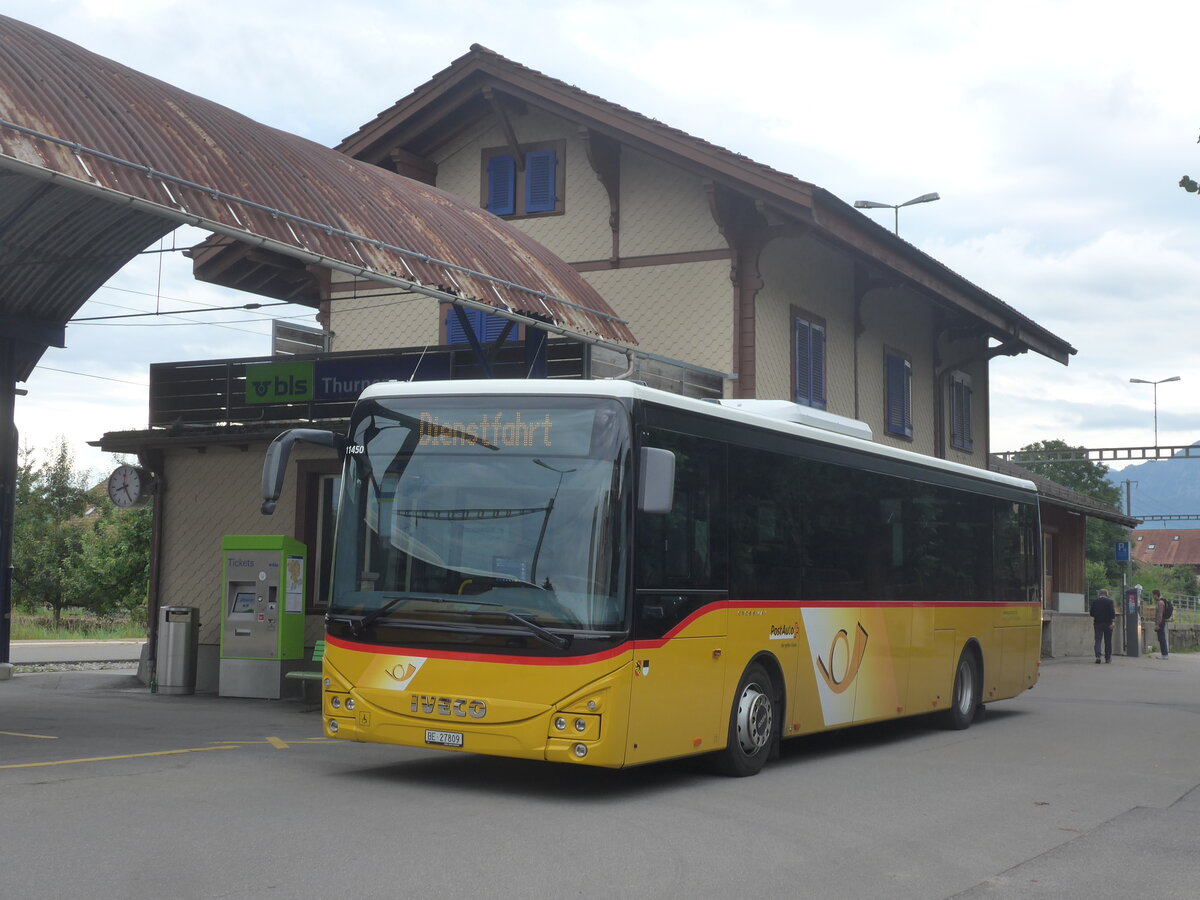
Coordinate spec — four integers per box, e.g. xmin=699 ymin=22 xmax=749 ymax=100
xmin=0 ymin=15 xmax=640 ymax=666
xmin=0 ymin=15 xmax=636 ymax=385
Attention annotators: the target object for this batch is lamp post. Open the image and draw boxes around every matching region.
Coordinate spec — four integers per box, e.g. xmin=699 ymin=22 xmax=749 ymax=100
xmin=1129 ymin=376 xmax=1181 ymax=446
xmin=853 ymin=192 xmax=940 ymax=234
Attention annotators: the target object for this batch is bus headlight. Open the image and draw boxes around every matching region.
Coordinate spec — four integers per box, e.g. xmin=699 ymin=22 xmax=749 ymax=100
xmin=574 ymin=718 xmax=587 ymax=732
xmin=330 ymin=696 xmax=341 ymax=709
xmin=328 ymin=719 xmax=339 ymax=733
xmin=573 ymin=743 xmax=588 ymax=758
xmin=554 ymin=716 xmax=567 ymax=731
xmin=345 ymin=698 xmax=356 ymax=711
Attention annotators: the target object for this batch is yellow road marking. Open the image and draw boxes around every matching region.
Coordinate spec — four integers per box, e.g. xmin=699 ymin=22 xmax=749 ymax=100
xmin=0 ymin=745 xmax=239 ymax=770
xmin=0 ymin=731 xmax=59 ymax=740
xmin=209 ymin=737 xmax=330 ymax=749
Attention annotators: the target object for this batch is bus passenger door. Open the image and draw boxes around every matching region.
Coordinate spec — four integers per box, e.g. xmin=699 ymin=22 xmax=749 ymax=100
xmin=626 ymin=592 xmax=728 ymax=765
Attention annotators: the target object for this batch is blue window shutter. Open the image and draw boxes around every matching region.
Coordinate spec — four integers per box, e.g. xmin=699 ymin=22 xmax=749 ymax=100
xmin=486 ymin=155 xmax=516 ymax=215
xmin=810 ymin=323 xmax=826 ymax=410
xmin=446 ymin=308 xmax=473 ymax=345
xmin=447 ymin=308 xmax=516 ymax=345
xmin=793 ymin=318 xmax=827 ymax=409
xmin=793 ymin=318 xmax=812 ymax=405
xmin=481 ymin=311 xmax=516 ymax=343
xmin=951 ymin=373 xmax=973 ymax=450
xmin=524 ymin=150 xmax=557 ymax=213
xmin=886 ymin=353 xmax=912 ymax=437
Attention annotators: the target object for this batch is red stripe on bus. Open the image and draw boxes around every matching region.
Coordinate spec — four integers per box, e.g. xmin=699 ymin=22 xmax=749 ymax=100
xmin=327 ymin=598 xmax=1038 ymax=665
xmin=325 ymin=633 xmax=629 ymax=667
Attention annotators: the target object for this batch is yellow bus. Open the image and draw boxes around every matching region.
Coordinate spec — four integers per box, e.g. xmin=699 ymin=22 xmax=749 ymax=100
xmin=262 ymin=379 xmax=1041 ymax=776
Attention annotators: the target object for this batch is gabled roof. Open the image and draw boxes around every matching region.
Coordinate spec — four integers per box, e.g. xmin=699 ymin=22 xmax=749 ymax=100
xmin=0 ymin=19 xmax=634 ymax=385
xmin=340 ymin=44 xmax=1076 ymax=366
xmin=1131 ymin=529 xmax=1200 ymax=566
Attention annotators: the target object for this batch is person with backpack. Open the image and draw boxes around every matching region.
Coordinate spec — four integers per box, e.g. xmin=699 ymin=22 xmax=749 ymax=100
xmin=1152 ymin=589 xmax=1172 ymax=659
xmin=1090 ymin=589 xmax=1116 ymax=663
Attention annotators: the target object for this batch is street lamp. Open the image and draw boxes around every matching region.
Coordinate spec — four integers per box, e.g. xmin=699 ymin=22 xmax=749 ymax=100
xmin=1129 ymin=376 xmax=1181 ymax=446
xmin=853 ymin=192 xmax=940 ymax=235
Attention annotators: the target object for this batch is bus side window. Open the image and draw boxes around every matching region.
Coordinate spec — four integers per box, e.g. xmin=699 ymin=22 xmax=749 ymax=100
xmin=635 ymin=430 xmax=727 ymax=591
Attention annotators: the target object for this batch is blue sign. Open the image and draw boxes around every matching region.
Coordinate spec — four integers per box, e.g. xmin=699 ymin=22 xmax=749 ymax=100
xmin=1115 ymin=541 xmax=1130 ymax=562
xmin=312 ymin=356 xmax=450 ymax=401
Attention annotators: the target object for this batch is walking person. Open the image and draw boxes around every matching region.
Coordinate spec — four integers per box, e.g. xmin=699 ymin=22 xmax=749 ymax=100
xmin=1090 ymin=588 xmax=1115 ymax=663
xmin=1152 ymin=589 xmax=1171 ymax=659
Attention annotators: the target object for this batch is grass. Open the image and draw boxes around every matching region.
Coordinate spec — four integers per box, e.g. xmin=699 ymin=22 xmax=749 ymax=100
xmin=11 ymin=614 xmax=146 ymax=641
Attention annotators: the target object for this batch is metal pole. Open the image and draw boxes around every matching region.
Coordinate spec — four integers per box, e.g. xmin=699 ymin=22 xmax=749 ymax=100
xmin=0 ymin=339 xmax=17 ymax=667
xmin=1152 ymin=383 xmax=1159 ymax=446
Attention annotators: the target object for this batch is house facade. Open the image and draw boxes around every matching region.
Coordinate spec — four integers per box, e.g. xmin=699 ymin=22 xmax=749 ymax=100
xmin=99 ymin=47 xmax=1082 ymax=687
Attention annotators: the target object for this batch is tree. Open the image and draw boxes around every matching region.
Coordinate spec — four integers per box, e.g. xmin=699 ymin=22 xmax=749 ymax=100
xmin=1181 ymin=130 xmax=1199 ymax=195
xmin=12 ymin=438 xmax=92 ymax=625
xmin=64 ymin=496 xmax=152 ymax=624
xmin=1018 ymin=440 xmax=1127 ymax=585
xmin=12 ymin=439 xmax=152 ymax=628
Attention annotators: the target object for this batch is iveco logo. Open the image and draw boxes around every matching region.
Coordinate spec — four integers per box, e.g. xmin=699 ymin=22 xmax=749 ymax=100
xmin=410 ymin=694 xmax=487 ymax=719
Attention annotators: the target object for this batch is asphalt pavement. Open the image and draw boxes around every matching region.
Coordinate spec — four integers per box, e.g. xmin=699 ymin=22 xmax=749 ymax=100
xmin=1 ymin=650 xmax=1198 ymax=899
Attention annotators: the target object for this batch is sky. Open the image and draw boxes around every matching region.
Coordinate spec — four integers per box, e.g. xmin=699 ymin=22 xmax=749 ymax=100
xmin=6 ymin=0 xmax=1200 ymax=481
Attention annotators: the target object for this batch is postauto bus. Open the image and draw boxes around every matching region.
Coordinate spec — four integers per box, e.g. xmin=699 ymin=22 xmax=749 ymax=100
xmin=261 ymin=378 xmax=1040 ymax=776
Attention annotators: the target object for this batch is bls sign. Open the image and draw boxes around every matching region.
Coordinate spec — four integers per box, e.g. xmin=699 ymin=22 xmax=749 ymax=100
xmin=245 ymin=362 xmax=314 ymax=404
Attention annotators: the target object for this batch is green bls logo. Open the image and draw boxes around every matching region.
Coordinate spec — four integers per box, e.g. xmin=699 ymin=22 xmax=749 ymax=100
xmin=245 ymin=362 xmax=314 ymax=404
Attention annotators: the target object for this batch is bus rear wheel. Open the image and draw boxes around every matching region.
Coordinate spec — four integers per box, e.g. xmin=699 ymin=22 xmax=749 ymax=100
xmin=713 ymin=663 xmax=776 ymax=777
xmin=941 ymin=649 xmax=980 ymax=731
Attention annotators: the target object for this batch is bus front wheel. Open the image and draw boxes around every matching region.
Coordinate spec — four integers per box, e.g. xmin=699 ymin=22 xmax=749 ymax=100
xmin=941 ymin=649 xmax=980 ymax=731
xmin=713 ymin=663 xmax=776 ymax=777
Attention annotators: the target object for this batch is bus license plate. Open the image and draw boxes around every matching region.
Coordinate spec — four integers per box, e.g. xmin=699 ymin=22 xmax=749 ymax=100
xmin=425 ymin=729 xmax=463 ymax=748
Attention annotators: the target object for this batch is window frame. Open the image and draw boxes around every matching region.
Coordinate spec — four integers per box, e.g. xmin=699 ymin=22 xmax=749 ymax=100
xmin=481 ymin=140 xmax=565 ymax=219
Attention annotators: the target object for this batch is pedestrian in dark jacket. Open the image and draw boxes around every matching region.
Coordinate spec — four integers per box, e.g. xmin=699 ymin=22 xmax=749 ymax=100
xmin=1091 ymin=589 xmax=1116 ymax=663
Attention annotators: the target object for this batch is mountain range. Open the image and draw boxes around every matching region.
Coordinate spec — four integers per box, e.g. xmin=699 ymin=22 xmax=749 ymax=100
xmin=1106 ymin=444 xmax=1200 ymax=525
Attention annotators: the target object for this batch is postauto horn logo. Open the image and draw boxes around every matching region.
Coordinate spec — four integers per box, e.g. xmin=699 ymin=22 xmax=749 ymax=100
xmin=246 ymin=362 xmax=314 ymax=404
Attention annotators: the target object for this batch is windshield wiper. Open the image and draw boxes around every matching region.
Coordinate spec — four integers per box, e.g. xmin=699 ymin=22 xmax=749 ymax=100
xmin=344 ymin=594 xmax=503 ymax=636
xmin=503 ymin=611 xmax=569 ymax=650
xmin=337 ymin=594 xmax=569 ymax=649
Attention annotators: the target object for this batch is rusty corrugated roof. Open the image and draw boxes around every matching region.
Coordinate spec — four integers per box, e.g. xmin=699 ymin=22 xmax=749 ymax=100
xmin=0 ymin=16 xmax=635 ymax=382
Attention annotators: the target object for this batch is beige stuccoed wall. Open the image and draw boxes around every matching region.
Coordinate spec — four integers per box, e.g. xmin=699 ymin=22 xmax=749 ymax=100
xmin=856 ymin=286 xmax=937 ymax=457
xmin=327 ymin=279 xmax=439 ymax=352
xmin=617 ymin=148 xmax=725 ymax=258
xmin=581 ymin=260 xmax=732 ymax=376
xmin=434 ymin=109 xmax=613 ymax=263
xmin=158 ymin=443 xmax=328 ymax=691
xmin=755 ymin=237 xmax=856 ymax=412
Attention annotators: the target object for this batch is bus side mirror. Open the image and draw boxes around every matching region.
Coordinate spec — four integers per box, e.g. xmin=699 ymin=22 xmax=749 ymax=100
xmin=638 ymin=447 xmax=675 ymax=514
xmin=261 ymin=428 xmax=346 ymax=515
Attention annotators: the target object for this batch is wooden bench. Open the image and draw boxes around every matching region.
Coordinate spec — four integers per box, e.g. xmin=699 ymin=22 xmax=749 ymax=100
xmin=285 ymin=640 xmax=325 ymax=708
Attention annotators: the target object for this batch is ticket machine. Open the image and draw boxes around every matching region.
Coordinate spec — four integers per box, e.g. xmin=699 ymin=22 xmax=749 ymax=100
xmin=219 ymin=535 xmax=307 ymax=698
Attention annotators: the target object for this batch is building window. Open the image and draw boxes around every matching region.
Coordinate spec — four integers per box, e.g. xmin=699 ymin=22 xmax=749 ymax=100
xmin=481 ymin=142 xmax=564 ymax=218
xmin=949 ymin=371 xmax=974 ymax=451
xmin=792 ymin=310 xmax=826 ymax=409
xmin=885 ymin=349 xmax=913 ymax=439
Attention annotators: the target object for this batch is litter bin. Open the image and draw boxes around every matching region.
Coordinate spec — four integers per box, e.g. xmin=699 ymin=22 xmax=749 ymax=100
xmin=157 ymin=606 xmax=199 ymax=695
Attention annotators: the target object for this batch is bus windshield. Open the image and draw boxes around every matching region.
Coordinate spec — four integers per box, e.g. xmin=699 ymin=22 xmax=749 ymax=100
xmin=329 ymin=395 xmax=630 ymax=642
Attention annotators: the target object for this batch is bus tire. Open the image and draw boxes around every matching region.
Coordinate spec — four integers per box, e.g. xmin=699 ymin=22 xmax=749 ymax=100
xmin=713 ymin=663 xmax=776 ymax=777
xmin=941 ymin=648 xmax=980 ymax=731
